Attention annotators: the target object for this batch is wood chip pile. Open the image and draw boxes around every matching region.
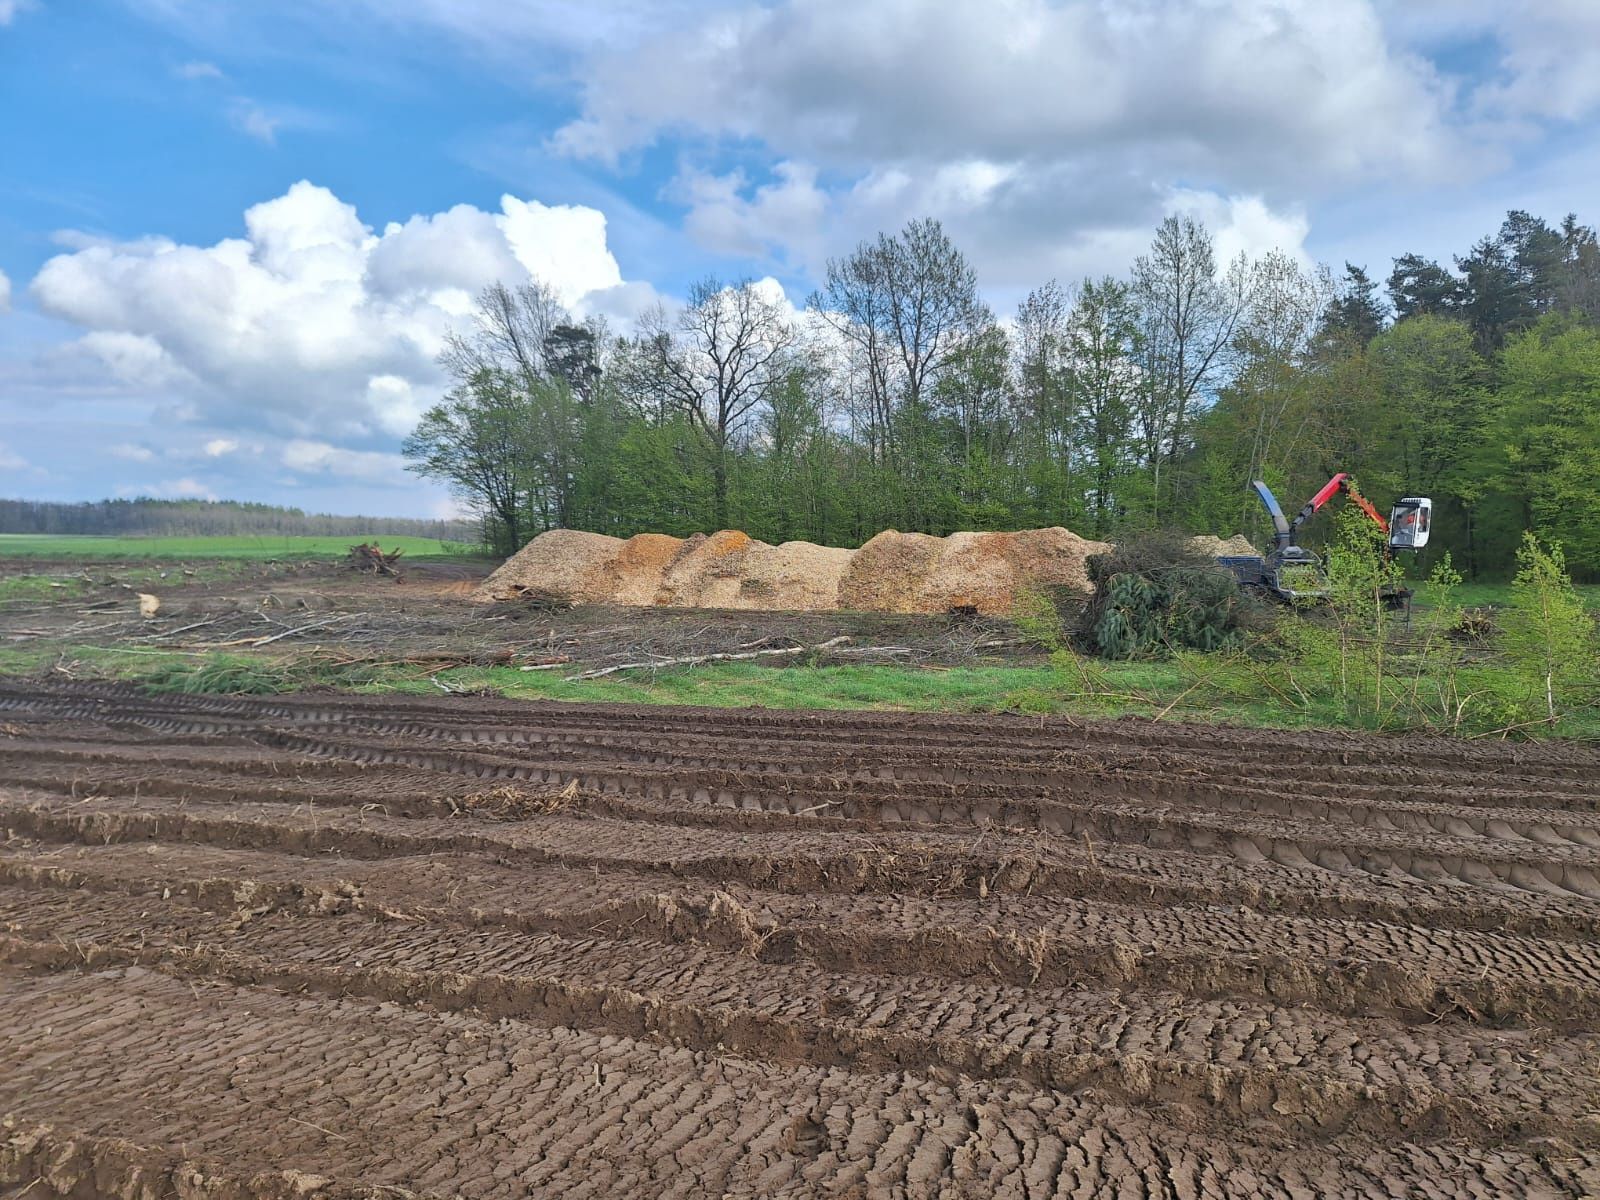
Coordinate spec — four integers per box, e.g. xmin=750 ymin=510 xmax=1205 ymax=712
xmin=1187 ymin=533 xmax=1259 ymax=557
xmin=475 ymin=527 xmax=1114 ymax=614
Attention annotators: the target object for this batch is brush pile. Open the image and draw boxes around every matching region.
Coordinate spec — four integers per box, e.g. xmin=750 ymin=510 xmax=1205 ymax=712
xmin=346 ymin=543 xmax=404 ymax=577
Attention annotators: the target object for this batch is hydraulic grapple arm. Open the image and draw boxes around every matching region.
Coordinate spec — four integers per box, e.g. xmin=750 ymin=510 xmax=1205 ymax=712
xmin=1290 ymin=473 xmax=1389 ymax=541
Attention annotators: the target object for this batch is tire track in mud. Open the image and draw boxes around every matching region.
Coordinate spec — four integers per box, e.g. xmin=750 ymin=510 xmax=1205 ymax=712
xmin=3 ymin=681 xmax=1600 ymax=1197
xmin=12 ymin=725 xmax=1600 ymax=905
xmin=7 ymin=838 xmax=1600 ymax=1030
xmin=11 ymin=683 xmax=1600 ymax=818
xmin=8 ymin=779 xmax=1600 ymax=950
xmin=12 ymin=684 xmax=1600 ymax=814
xmin=3 ymin=966 xmax=1596 ymax=1200
xmin=3 ymin=888 xmax=1596 ymax=1148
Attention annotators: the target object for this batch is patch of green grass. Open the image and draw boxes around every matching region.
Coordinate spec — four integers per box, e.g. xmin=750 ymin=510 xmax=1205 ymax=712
xmin=0 ymin=534 xmax=478 ymax=560
xmin=2 ymin=642 xmax=1593 ymax=739
xmin=1415 ymin=579 xmax=1600 ymax=611
xmin=0 ymin=574 xmax=91 ymax=603
xmin=0 ymin=645 xmax=394 ymax=695
xmin=0 ymin=559 xmax=299 ymax=606
xmin=356 ymin=657 xmax=1375 ymax=729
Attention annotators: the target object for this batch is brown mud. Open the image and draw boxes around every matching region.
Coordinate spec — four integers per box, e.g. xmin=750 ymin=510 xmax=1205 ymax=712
xmin=2 ymin=681 xmax=1600 ymax=1198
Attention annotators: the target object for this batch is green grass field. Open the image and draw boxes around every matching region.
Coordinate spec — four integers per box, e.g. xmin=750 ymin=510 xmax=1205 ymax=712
xmin=0 ymin=533 xmax=477 ymax=559
xmin=3 ymin=643 xmax=1590 ymax=739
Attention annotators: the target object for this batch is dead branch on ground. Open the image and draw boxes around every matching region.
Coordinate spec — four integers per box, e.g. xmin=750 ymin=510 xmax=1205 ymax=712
xmin=562 ymin=635 xmax=852 ymax=680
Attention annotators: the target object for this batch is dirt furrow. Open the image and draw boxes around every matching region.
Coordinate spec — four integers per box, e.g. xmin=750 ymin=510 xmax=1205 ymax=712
xmin=62 ymin=716 xmax=1600 ymax=840
xmin=5 ymin=682 xmax=1600 ymax=1197
xmin=3 ymin=965 xmax=1596 ymax=1199
xmin=5 ymin=834 xmax=1599 ymax=1027
xmin=8 ymin=680 xmax=1600 ymax=781
xmin=14 ymin=694 xmax=1600 ymax=824
xmin=12 ymin=774 xmax=1600 ymax=945
xmin=15 ymin=726 xmax=1600 ymax=904
xmin=5 ymin=889 xmax=1598 ymax=1148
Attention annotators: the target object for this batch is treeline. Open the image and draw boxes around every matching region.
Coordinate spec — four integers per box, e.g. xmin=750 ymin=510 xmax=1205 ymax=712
xmin=404 ymin=210 xmax=1600 ymax=579
xmin=0 ymin=498 xmax=474 ymax=542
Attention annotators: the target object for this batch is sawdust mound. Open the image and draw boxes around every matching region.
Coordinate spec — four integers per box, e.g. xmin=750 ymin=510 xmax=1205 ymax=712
xmin=474 ymin=529 xmax=624 ymax=603
xmin=655 ymin=530 xmax=764 ymax=607
xmin=1189 ymin=533 xmax=1258 ymax=558
xmin=837 ymin=531 xmax=947 ymax=613
xmin=919 ymin=528 xmax=1111 ymax=614
xmin=477 ymin=523 xmax=1125 ymax=613
xmin=736 ymin=541 xmax=853 ymax=610
xmin=605 ymin=533 xmax=689 ymax=606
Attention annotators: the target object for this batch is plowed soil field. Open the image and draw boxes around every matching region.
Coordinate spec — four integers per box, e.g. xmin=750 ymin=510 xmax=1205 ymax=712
xmin=2 ymin=682 xmax=1599 ymax=1198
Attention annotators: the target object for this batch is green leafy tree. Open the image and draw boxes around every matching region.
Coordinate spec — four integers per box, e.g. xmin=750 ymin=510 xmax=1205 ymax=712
xmin=1387 ymin=253 xmax=1462 ymax=320
xmin=1131 ymin=216 xmax=1251 ymax=521
xmin=402 ymin=369 xmax=538 ymax=555
xmin=1316 ymin=262 xmax=1387 ymax=354
xmin=1364 ymin=316 xmax=1490 ymax=571
xmin=636 ymin=278 xmax=797 ymax=530
xmin=1501 ymin=534 xmax=1598 ymax=724
xmin=1496 ymin=317 xmax=1600 ymax=577
xmin=1067 ymin=277 xmax=1143 ymax=535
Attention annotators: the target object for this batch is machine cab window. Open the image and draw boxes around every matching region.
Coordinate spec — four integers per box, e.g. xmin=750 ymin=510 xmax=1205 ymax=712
xmin=1388 ymin=498 xmax=1432 ymax=549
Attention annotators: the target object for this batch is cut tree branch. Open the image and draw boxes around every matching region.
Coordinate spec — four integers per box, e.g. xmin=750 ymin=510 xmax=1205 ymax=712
xmin=563 ymin=636 xmax=852 ymax=680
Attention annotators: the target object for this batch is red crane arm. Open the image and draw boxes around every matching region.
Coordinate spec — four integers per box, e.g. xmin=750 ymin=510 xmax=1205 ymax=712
xmin=1343 ymin=487 xmax=1390 ymax=534
xmin=1291 ymin=473 xmax=1391 ymax=537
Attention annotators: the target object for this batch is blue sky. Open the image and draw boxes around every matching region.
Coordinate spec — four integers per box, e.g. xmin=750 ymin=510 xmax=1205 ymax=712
xmin=2 ymin=0 xmax=1598 ymax=517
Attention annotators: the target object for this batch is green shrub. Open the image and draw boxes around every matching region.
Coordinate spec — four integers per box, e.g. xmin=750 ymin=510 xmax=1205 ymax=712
xmin=141 ymin=656 xmax=294 ymax=695
xmin=1500 ymin=533 xmax=1599 ymax=725
xmin=1079 ymin=531 xmax=1268 ymax=659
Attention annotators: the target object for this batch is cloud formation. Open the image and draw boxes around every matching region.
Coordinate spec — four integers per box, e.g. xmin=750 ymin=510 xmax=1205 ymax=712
xmin=175 ymin=60 xmax=225 ymax=80
xmin=30 ymin=181 xmax=640 ymax=442
xmin=280 ymin=438 xmax=411 ymax=486
xmin=1472 ymin=1 xmax=1600 ymax=123
xmin=228 ymin=99 xmax=282 ymax=144
xmin=116 ymin=477 xmax=218 ymax=501
xmin=553 ymin=0 xmax=1459 ymax=287
xmin=559 ymin=0 xmax=1459 ymax=182
xmin=0 ymin=267 xmax=10 ymax=312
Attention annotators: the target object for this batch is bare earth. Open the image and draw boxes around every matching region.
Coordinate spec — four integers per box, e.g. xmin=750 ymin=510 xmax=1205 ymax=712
xmin=2 ymin=682 xmax=1600 ymax=1197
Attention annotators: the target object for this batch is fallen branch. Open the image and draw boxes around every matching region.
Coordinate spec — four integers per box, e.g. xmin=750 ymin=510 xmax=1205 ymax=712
xmin=205 ymin=615 xmax=349 ymax=648
xmin=61 ymin=645 xmax=213 ymax=658
xmin=564 ymin=636 xmax=851 ymax=681
xmin=146 ymin=616 xmax=224 ymax=641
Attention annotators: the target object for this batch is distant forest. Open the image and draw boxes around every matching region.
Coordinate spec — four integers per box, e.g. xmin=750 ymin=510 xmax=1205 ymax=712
xmin=405 ymin=207 xmax=1600 ymax=579
xmin=0 ymin=498 xmax=473 ymax=542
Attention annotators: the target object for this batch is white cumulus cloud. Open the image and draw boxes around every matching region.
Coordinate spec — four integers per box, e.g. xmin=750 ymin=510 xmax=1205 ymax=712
xmin=204 ymin=437 xmax=240 ymax=457
xmin=0 ymin=267 xmax=10 ymax=312
xmin=110 ymin=444 xmax=158 ymax=463
xmin=1473 ymin=1 xmax=1600 ymax=123
xmin=229 ymin=99 xmax=282 ymax=145
xmin=29 ymin=180 xmax=636 ymax=441
xmin=1167 ymin=191 xmax=1313 ymax=268
xmin=117 ymin=477 xmax=218 ymax=501
xmin=567 ymin=0 xmax=1425 ymax=288
xmin=557 ymin=0 xmax=1462 ymax=184
xmin=281 ymin=439 xmax=410 ymax=486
